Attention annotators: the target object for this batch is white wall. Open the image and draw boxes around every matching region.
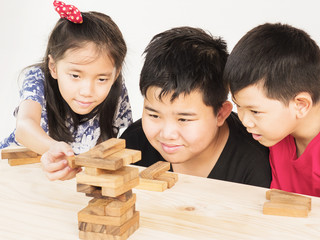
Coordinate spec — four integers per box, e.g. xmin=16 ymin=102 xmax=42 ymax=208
xmin=1 ymin=0 xmax=320 ymax=140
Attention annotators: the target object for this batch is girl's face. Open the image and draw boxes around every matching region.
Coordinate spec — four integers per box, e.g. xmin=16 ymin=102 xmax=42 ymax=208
xmin=49 ymin=43 xmax=117 ymax=115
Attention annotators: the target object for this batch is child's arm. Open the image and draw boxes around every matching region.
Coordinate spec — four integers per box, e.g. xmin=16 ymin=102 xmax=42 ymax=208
xmin=15 ymin=99 xmax=81 ymax=180
xmin=15 ymin=99 xmax=56 ymax=154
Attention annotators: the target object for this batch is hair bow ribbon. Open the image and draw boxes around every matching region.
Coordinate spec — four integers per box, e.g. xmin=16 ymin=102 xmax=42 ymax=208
xmin=53 ymin=0 xmax=83 ymax=24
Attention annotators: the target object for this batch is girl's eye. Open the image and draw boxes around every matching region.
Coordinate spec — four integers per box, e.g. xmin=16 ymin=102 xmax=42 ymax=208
xmin=98 ymin=78 xmax=108 ymax=82
xmin=251 ymin=110 xmax=260 ymax=114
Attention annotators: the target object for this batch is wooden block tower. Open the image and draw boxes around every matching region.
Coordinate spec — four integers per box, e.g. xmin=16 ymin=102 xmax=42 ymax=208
xmin=73 ymin=138 xmax=141 ymax=240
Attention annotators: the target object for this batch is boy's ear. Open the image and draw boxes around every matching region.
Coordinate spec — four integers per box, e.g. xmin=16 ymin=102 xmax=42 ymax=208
xmin=48 ymin=55 xmax=58 ymax=79
xmin=216 ymin=101 xmax=233 ymax=126
xmin=293 ymin=92 xmax=313 ymax=118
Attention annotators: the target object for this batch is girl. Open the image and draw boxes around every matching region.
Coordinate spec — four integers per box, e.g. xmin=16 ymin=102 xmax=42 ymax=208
xmin=0 ymin=1 xmax=132 ymax=180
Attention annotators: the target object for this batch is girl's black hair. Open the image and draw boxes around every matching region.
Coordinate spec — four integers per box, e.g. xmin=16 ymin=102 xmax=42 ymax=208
xmin=40 ymin=12 xmax=126 ymax=143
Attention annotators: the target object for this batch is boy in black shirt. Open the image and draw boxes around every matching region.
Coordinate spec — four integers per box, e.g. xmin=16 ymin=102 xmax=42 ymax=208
xmin=121 ymin=27 xmax=271 ymax=188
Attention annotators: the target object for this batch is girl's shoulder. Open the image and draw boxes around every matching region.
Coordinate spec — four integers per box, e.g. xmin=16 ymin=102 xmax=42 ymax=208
xmin=22 ymin=67 xmax=45 ymax=84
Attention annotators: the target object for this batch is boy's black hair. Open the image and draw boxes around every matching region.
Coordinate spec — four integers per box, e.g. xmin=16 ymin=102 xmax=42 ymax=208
xmin=40 ymin=12 xmax=126 ymax=143
xmin=140 ymin=26 xmax=228 ymax=115
xmin=224 ymin=23 xmax=320 ymax=104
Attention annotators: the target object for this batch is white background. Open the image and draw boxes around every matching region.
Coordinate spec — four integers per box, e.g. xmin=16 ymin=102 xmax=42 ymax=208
xmin=0 ymin=0 xmax=319 ymax=141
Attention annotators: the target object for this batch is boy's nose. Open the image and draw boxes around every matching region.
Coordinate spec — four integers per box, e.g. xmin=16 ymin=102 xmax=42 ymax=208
xmin=239 ymin=111 xmax=255 ymax=128
xmin=159 ymin=122 xmax=179 ymax=140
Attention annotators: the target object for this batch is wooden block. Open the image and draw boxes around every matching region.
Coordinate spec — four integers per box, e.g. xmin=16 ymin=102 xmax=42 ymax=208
xmin=76 ymin=166 xmax=139 ymax=188
xmin=78 ymin=205 xmax=134 ymax=226
xmin=266 ymin=189 xmax=311 ymax=211
xmin=1 ymin=146 xmax=38 ymax=159
xmin=77 ymin=183 xmax=101 ymax=194
xmin=135 ymin=178 xmax=167 ymax=192
xmin=263 ymin=201 xmax=309 ymax=218
xmin=85 ymin=167 xmax=107 ymax=176
xmin=75 ymin=155 xmax=123 ymax=171
xmin=115 ymin=190 xmax=133 ymax=202
xmin=79 ymin=219 xmax=139 ymax=240
xmin=64 ymin=155 xmax=81 ymax=168
xmin=87 ymin=194 xmax=136 ymax=217
xmin=140 ymin=161 xmax=170 ymax=179
xmin=86 ymin=189 xmax=104 ymax=199
xmin=79 ymin=211 xmax=139 ymax=236
xmin=102 ymin=177 xmax=139 ymax=197
xmin=8 ymin=156 xmax=41 ymax=166
xmin=154 ymin=172 xmax=178 ymax=188
xmin=83 ymin=138 xmax=126 ymax=158
xmin=86 ymin=198 xmax=114 ymax=216
xmin=105 ymin=194 xmax=136 ymax=217
xmin=109 ymin=149 xmax=141 ymax=166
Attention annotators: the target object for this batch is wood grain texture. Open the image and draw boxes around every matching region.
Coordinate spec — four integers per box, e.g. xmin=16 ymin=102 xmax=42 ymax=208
xmin=1 ymin=162 xmax=320 ymax=240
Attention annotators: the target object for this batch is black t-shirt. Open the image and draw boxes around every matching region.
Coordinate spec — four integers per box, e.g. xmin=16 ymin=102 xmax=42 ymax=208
xmin=120 ymin=112 xmax=271 ymax=188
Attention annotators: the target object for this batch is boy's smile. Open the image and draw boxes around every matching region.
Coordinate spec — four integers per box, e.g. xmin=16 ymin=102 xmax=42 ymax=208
xmin=141 ymin=86 xmax=229 ymax=166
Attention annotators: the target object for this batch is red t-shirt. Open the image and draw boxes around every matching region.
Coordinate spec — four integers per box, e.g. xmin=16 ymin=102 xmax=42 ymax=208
xmin=270 ymin=133 xmax=320 ymax=197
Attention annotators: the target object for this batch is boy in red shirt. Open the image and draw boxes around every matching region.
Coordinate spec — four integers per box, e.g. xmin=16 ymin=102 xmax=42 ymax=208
xmin=224 ymin=23 xmax=320 ymax=197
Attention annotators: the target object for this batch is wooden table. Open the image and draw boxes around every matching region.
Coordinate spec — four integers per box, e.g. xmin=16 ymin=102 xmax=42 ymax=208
xmin=0 ymin=160 xmax=319 ymax=240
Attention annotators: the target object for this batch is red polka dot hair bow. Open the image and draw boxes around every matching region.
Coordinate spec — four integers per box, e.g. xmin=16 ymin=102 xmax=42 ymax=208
xmin=53 ymin=0 xmax=83 ymax=24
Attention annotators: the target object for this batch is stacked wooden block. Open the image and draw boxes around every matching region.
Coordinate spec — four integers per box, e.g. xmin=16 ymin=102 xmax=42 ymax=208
xmin=73 ymin=138 xmax=141 ymax=240
xmin=263 ymin=188 xmax=312 ymax=218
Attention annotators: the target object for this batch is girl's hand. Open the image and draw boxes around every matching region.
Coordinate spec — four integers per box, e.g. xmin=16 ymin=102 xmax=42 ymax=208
xmin=40 ymin=141 xmax=82 ymax=181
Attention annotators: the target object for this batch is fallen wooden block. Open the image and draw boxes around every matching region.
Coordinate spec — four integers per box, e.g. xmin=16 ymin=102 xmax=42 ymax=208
xmin=8 ymin=156 xmax=41 ymax=166
xmin=154 ymin=172 xmax=178 ymax=188
xmin=263 ymin=188 xmax=312 ymax=217
xmin=263 ymin=202 xmax=309 ymax=218
xmin=267 ymin=189 xmax=311 ymax=211
xmin=135 ymin=178 xmax=168 ymax=192
xmin=139 ymin=161 xmax=170 ymax=179
xmin=1 ymin=146 xmax=38 ymax=159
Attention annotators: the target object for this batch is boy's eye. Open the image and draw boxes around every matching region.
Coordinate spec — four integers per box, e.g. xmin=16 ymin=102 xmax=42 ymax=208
xmin=149 ymin=114 xmax=159 ymax=119
xmin=251 ymin=110 xmax=260 ymax=114
xmin=178 ymin=118 xmax=190 ymax=122
xmin=71 ymin=74 xmax=80 ymax=79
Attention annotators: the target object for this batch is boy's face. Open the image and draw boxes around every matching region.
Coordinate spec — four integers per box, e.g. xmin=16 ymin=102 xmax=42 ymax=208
xmin=233 ymin=82 xmax=297 ymax=147
xmin=142 ymin=86 xmax=222 ymax=164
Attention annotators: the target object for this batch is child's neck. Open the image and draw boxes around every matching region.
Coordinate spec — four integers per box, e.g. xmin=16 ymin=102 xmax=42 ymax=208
xmin=293 ymin=104 xmax=320 ymax=157
xmin=171 ymin=122 xmax=229 ymax=178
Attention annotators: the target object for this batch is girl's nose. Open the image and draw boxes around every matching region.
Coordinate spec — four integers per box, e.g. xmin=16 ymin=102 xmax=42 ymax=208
xmin=79 ymin=79 xmax=93 ymax=97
